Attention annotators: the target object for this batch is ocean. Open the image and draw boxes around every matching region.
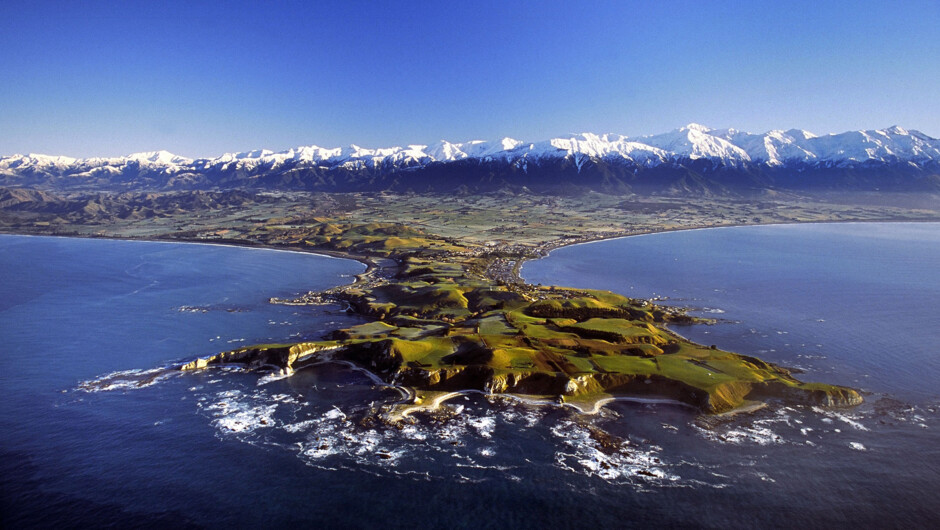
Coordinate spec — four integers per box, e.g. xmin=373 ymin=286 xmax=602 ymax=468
xmin=1 ymin=225 xmax=938 ymax=528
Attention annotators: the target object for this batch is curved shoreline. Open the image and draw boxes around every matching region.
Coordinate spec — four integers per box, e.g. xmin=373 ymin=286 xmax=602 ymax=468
xmin=0 ymin=230 xmax=372 ymax=268
xmin=520 ymin=219 xmax=940 ymax=282
xmin=8 ymin=219 xmax=936 ymax=292
xmin=0 ymin=231 xmax=375 ymax=291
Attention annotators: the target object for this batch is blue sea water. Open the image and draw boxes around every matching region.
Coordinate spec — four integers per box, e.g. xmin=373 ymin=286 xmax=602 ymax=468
xmin=1 ymin=227 xmax=939 ymax=528
xmin=524 ymin=222 xmax=940 ymax=401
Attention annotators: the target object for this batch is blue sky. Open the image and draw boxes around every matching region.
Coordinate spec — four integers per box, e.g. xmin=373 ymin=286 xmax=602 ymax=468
xmin=1 ymin=0 xmax=938 ymax=158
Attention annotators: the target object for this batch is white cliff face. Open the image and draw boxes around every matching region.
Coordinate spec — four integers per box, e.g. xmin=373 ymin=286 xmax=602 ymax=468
xmin=3 ymin=125 xmax=938 ymax=177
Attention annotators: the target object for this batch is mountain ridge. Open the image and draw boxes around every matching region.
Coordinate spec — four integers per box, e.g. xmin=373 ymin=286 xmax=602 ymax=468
xmin=3 ymin=124 xmax=939 ymax=195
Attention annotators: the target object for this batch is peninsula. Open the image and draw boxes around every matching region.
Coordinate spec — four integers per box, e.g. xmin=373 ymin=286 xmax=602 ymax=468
xmin=6 ymin=187 xmax=939 ymax=415
xmin=168 ymin=215 xmax=863 ymax=415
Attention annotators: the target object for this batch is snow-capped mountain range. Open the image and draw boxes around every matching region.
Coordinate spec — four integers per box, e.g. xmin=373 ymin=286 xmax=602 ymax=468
xmin=3 ymin=124 xmax=939 ymax=194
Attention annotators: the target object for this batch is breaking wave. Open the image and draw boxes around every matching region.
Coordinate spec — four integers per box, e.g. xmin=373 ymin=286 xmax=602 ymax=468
xmin=74 ymin=362 xmax=939 ymax=491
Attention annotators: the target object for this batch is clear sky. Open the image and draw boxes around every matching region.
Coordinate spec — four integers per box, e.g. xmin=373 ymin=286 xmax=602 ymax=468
xmin=1 ymin=0 xmax=938 ymax=158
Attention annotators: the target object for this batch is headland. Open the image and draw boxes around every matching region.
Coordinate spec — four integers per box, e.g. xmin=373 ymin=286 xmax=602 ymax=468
xmin=6 ymin=189 xmax=937 ymax=415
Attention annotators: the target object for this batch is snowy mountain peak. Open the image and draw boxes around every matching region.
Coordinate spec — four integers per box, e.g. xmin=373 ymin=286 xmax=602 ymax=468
xmin=2 ymin=126 xmax=937 ymax=183
xmin=126 ymin=150 xmax=192 ymax=165
xmin=640 ymin=124 xmax=751 ymax=162
xmin=501 ymin=137 xmax=523 ymax=151
xmin=784 ymin=128 xmax=817 ymax=140
xmin=681 ymin=123 xmax=712 ymax=133
xmin=24 ymin=154 xmax=78 ymax=166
